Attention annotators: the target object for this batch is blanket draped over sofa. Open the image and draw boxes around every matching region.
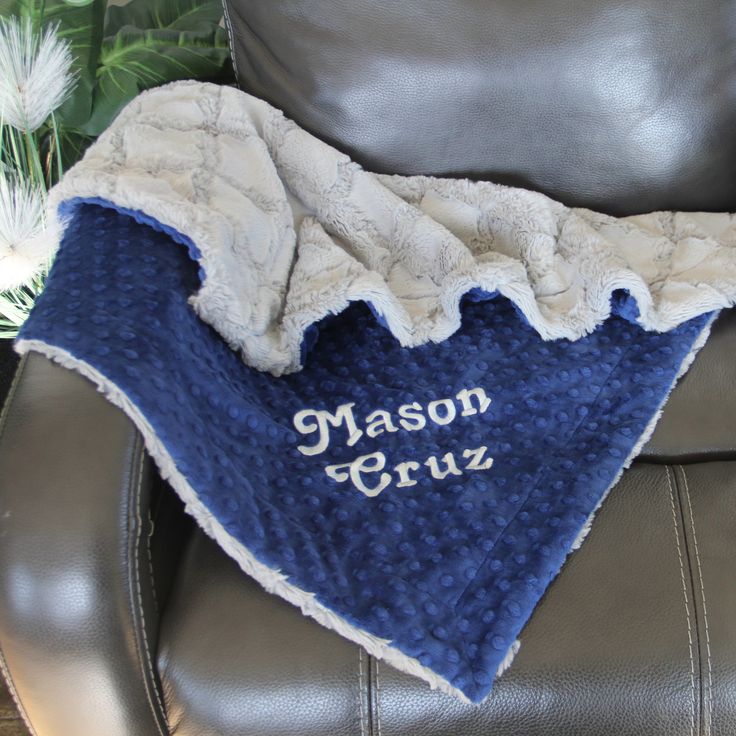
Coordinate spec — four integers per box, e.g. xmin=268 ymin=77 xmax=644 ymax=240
xmin=15 ymin=81 xmax=736 ymax=703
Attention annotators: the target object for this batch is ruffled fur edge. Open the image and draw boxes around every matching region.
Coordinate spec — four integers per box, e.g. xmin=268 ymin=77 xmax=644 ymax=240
xmin=43 ymin=81 xmax=736 ymax=376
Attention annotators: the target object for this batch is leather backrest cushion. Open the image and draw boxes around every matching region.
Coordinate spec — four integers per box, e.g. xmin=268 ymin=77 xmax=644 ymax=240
xmin=224 ymin=0 xmax=736 ymax=215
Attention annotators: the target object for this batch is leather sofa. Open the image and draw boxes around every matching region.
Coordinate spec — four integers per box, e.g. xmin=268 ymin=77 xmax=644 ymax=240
xmin=1 ymin=1 xmax=735 ymax=734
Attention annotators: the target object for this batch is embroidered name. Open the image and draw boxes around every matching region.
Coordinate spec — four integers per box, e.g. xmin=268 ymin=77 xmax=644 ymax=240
xmin=292 ymin=387 xmax=493 ymax=496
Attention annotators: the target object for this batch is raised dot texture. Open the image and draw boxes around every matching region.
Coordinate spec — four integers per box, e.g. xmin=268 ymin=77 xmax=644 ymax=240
xmin=19 ymin=203 xmax=712 ymax=704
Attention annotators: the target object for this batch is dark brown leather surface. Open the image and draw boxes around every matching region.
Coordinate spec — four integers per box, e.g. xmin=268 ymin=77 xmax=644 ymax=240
xmin=157 ymin=461 xmax=736 ymax=735
xmin=224 ymin=0 xmax=736 ymax=216
xmin=158 ymin=533 xmax=364 ymax=736
xmin=0 ymin=355 xmax=169 ymax=736
xmin=642 ymin=309 xmax=736 ymax=461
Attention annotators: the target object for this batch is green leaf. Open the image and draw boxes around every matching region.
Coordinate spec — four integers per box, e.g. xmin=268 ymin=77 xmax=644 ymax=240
xmin=0 ymin=0 xmax=22 ymax=17
xmin=81 ymin=0 xmax=232 ymax=136
xmin=57 ymin=129 xmax=94 ymax=170
xmin=45 ymin=0 xmax=106 ymax=128
xmin=104 ymin=0 xmax=228 ymax=36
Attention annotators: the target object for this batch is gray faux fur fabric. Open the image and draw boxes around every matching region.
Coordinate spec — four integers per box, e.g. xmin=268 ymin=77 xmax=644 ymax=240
xmin=48 ymin=80 xmax=736 ymax=376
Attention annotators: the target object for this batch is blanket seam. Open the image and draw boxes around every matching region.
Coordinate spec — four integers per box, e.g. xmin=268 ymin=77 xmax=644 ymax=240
xmin=452 ymin=339 xmax=635 ymax=612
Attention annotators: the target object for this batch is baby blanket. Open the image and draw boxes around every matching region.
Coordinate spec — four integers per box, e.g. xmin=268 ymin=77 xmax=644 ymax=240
xmin=15 ymin=81 xmax=736 ymax=703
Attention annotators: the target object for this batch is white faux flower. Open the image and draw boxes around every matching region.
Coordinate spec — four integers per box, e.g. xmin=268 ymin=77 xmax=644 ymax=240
xmin=0 ymin=17 xmax=75 ymax=132
xmin=0 ymin=176 xmax=57 ymax=292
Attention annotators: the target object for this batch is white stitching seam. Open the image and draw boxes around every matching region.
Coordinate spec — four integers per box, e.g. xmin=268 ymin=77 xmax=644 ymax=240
xmin=358 ymin=648 xmax=367 ymax=736
xmin=146 ymin=514 xmax=159 ymax=616
xmin=666 ymin=466 xmax=696 ymax=736
xmin=130 ymin=441 xmax=167 ymax=736
xmin=375 ymin=659 xmax=383 ymax=736
xmin=680 ymin=465 xmax=714 ymax=736
xmin=220 ymin=0 xmax=241 ymax=85
xmin=0 ymin=647 xmax=37 ymax=736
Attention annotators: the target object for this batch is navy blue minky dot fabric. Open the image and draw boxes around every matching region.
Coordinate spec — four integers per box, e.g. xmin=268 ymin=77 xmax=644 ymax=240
xmin=19 ymin=204 xmax=711 ymax=702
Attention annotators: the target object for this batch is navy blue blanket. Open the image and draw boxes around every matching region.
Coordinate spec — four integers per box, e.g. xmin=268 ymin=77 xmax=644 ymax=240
xmin=18 ymin=203 xmax=713 ymax=703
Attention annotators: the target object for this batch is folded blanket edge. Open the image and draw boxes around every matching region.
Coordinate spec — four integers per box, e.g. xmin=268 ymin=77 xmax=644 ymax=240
xmin=41 ymin=80 xmax=736 ymax=377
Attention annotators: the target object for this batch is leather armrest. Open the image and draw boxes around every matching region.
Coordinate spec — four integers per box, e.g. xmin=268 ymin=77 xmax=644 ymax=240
xmin=0 ymin=353 xmax=169 ymax=736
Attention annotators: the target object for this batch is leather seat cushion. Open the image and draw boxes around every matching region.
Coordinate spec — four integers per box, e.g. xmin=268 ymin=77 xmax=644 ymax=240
xmin=642 ymin=310 xmax=736 ymax=461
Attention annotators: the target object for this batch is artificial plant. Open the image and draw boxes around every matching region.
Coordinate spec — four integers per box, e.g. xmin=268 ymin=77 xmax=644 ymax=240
xmin=0 ymin=0 xmax=234 ymax=337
